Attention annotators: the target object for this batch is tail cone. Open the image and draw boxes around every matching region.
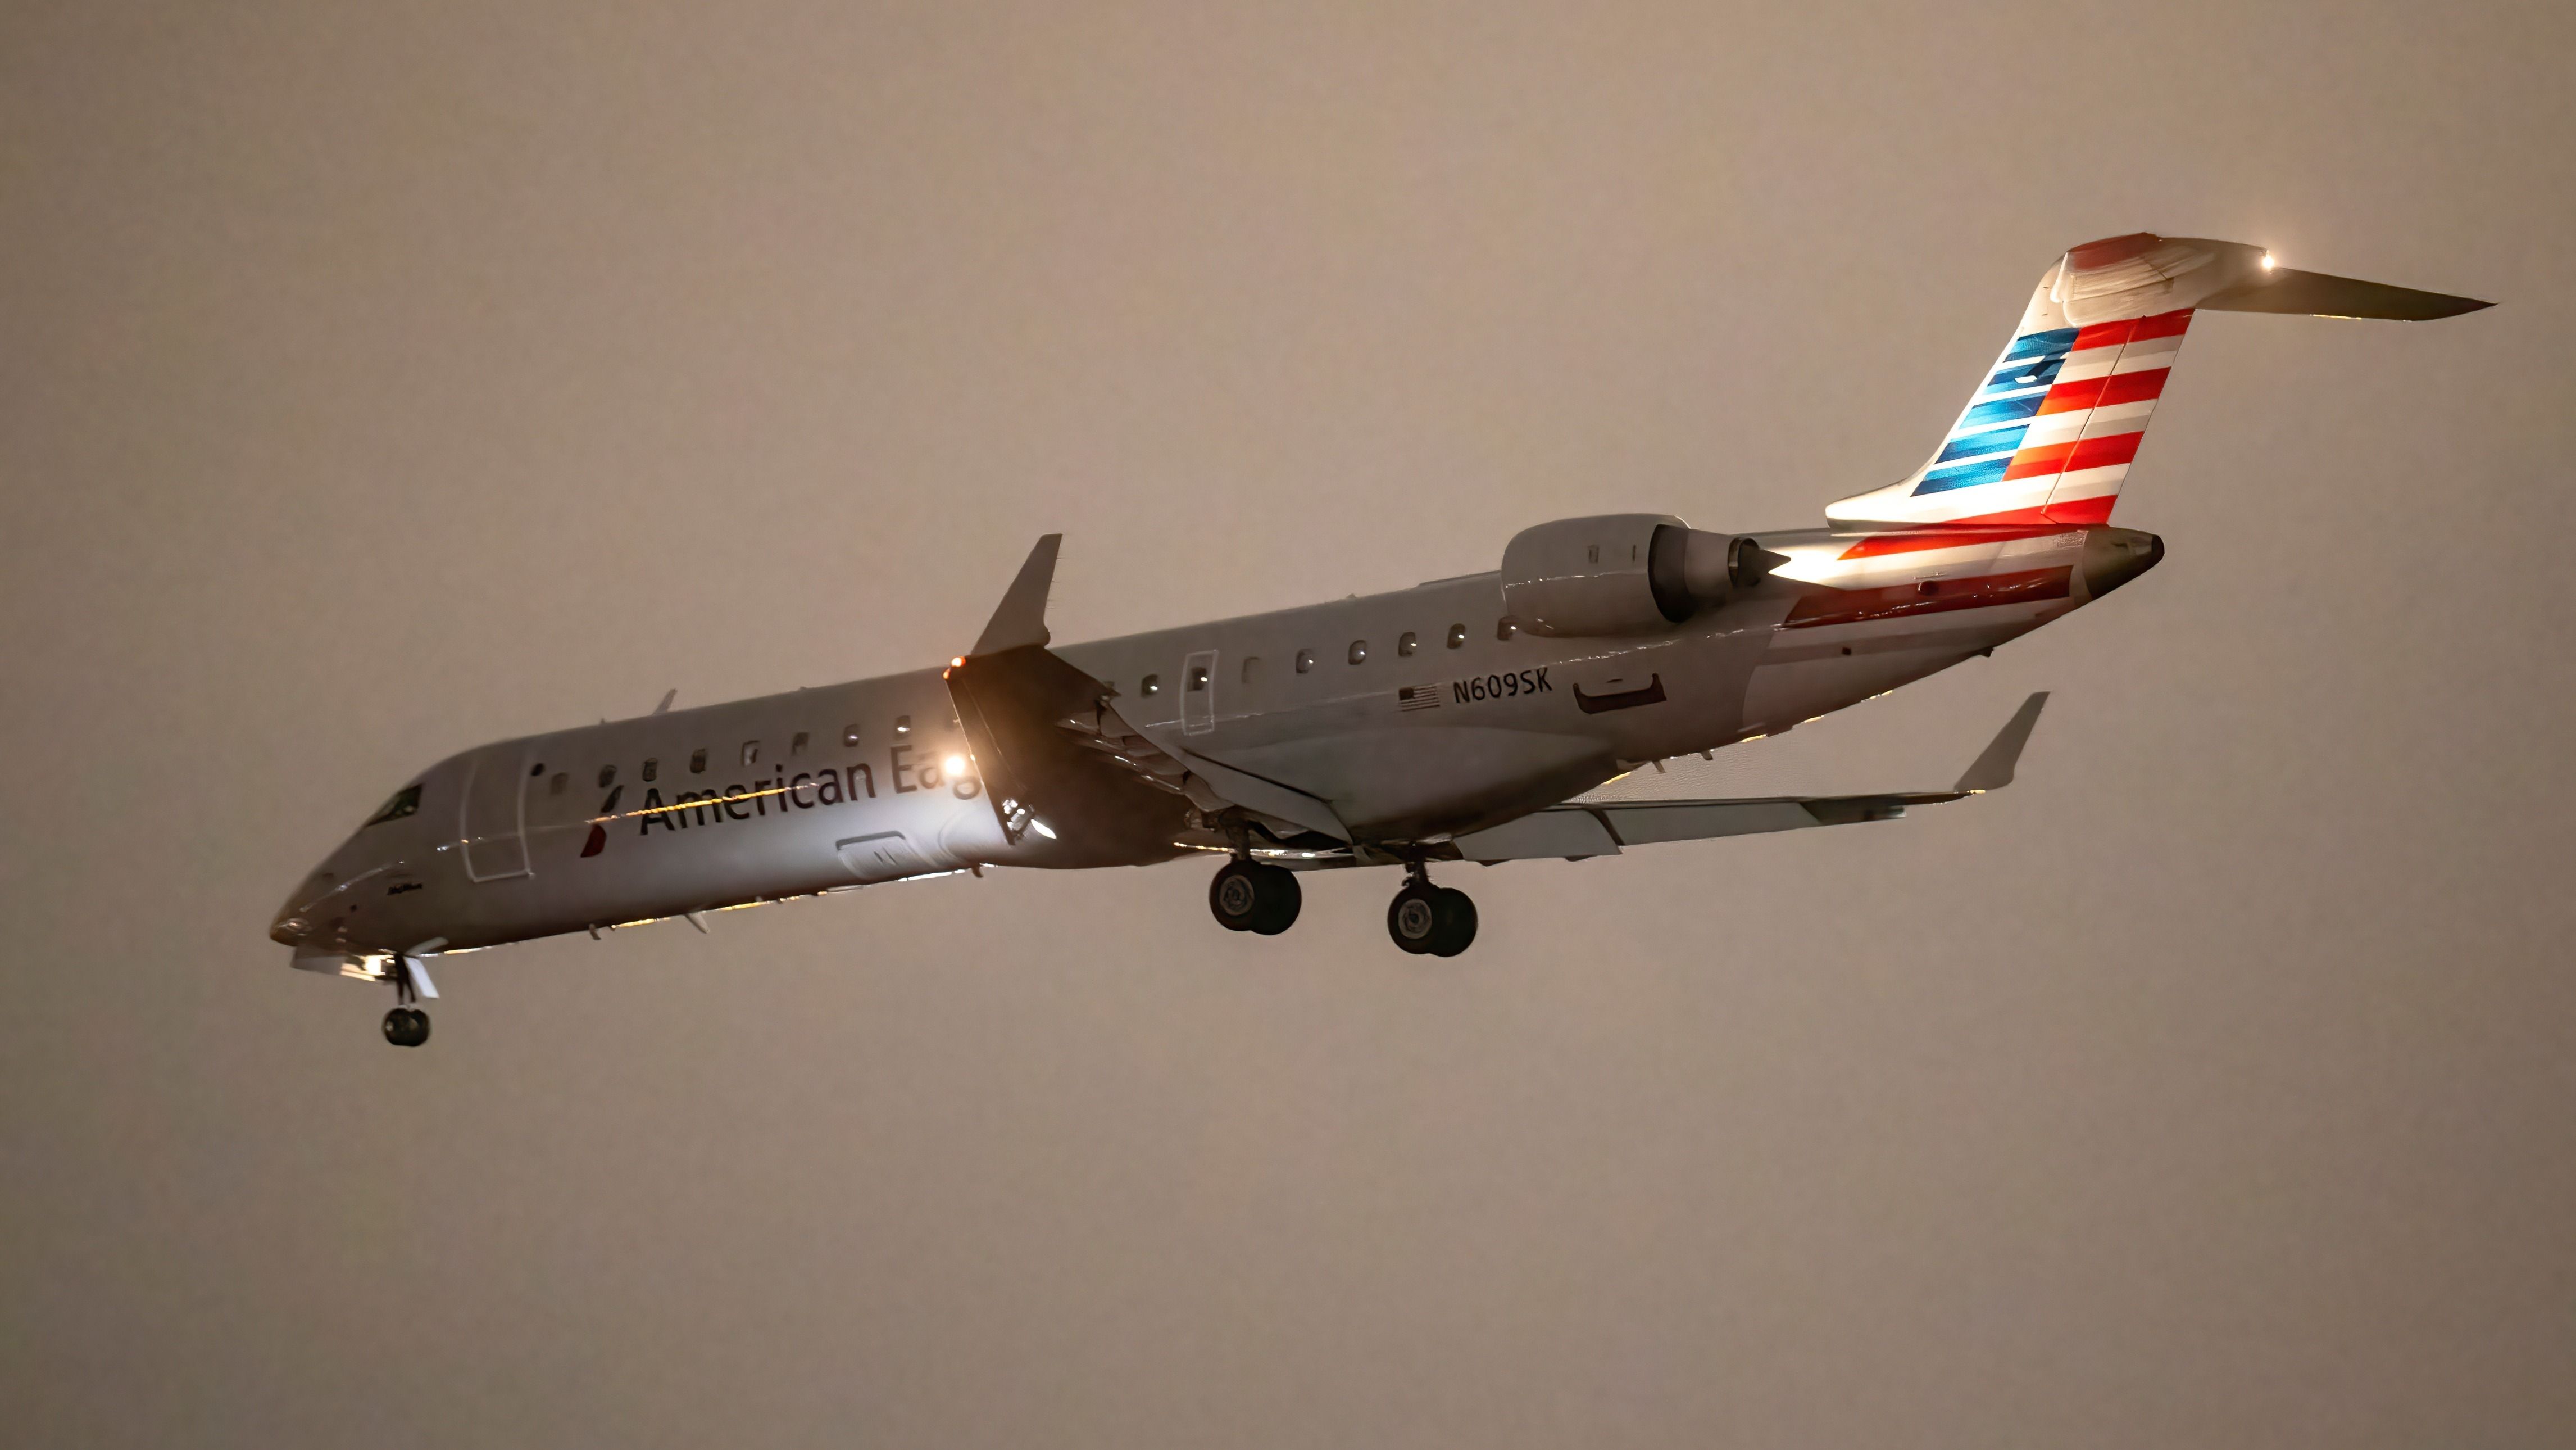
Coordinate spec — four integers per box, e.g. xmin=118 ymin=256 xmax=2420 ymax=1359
xmin=2083 ymin=527 xmax=2163 ymax=598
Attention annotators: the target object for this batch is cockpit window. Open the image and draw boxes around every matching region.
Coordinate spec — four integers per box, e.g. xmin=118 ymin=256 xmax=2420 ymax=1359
xmin=364 ymin=784 xmax=422 ymax=827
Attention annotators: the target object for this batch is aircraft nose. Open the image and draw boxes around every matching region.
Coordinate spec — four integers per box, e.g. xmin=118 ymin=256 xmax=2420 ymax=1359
xmin=271 ymin=866 xmax=336 ymax=945
xmin=2082 ymin=528 xmax=2164 ymax=599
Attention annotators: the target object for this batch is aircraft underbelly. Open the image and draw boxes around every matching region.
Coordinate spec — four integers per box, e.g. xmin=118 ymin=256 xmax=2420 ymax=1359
xmin=1222 ymin=726 xmax=1613 ymax=837
xmin=1742 ymin=601 xmax=2064 ymax=733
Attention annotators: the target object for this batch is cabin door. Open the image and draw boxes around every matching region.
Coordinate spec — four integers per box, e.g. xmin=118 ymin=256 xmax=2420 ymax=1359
xmin=460 ymin=747 xmax=533 ymax=882
xmin=1182 ymin=649 xmax=1219 ymax=736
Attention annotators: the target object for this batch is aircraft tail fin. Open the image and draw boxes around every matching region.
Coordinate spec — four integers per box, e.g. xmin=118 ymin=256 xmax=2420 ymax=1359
xmin=1825 ymin=234 xmax=2489 ymax=530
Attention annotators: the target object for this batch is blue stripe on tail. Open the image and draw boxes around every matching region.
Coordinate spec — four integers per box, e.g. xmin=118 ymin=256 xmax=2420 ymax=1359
xmin=1915 ymin=456 xmax=2014 ymax=494
xmin=2003 ymin=327 xmax=2079 ymax=361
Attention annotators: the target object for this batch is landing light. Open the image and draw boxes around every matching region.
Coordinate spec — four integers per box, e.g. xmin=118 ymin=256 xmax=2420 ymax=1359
xmin=1030 ymin=819 xmax=1057 ymax=840
xmin=2260 ymin=252 xmax=2276 ymax=271
xmin=943 ymin=754 xmax=967 ymax=777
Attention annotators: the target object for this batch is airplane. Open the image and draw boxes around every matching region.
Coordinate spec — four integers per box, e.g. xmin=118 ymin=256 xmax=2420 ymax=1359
xmin=270 ymin=232 xmax=2487 ymax=1046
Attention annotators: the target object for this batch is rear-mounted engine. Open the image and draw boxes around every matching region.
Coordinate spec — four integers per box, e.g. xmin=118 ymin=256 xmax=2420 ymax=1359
xmin=1500 ymin=514 xmax=1788 ymax=637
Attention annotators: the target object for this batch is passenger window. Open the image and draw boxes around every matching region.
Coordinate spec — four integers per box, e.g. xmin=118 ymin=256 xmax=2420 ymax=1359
xmin=1348 ymin=640 xmax=1368 ymax=665
xmin=742 ymin=741 xmax=761 ymax=767
xmin=1241 ymin=656 xmax=1262 ymax=684
xmin=842 ymin=724 xmax=862 ymax=748
xmin=642 ymin=758 xmax=658 ymax=782
xmin=1496 ymin=619 xmax=1519 ymax=641
xmin=1142 ymin=673 xmax=1161 ymax=696
xmin=597 ymin=764 xmax=616 ymax=789
xmin=550 ymin=772 xmax=568 ymax=796
xmin=1187 ymin=664 xmax=1209 ymax=692
xmin=689 ymin=748 xmax=708 ymax=774
xmin=791 ymin=731 xmax=809 ymax=756
xmin=894 ymin=715 xmax=911 ymax=736
xmin=364 ymin=784 xmax=422 ymax=827
xmin=1295 ymin=650 xmax=1314 ymax=674
xmin=1447 ymin=624 xmax=1466 ymax=649
xmin=1397 ymin=632 xmax=1418 ymax=656
xmin=529 ymin=761 xmax=546 ymax=778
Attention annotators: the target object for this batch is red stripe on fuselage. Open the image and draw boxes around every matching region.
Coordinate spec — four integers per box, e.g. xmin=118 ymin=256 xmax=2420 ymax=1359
xmin=1784 ymin=565 xmax=2074 ymax=628
xmin=1837 ymin=524 xmax=2069 ymax=559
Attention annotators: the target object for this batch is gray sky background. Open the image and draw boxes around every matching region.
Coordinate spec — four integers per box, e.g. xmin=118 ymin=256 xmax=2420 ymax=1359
xmin=6 ymin=2 xmax=2573 ymax=1445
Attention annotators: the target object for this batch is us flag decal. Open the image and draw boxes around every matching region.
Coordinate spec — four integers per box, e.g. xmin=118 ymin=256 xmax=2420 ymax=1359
xmin=1396 ymin=683 xmax=1442 ymax=712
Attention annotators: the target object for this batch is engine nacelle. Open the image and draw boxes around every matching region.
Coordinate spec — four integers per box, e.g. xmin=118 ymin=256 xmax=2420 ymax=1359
xmin=1498 ymin=514 xmax=1785 ymax=638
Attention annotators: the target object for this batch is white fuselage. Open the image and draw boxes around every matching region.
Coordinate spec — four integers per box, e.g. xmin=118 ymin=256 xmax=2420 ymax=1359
xmin=273 ymin=521 xmax=2156 ymax=959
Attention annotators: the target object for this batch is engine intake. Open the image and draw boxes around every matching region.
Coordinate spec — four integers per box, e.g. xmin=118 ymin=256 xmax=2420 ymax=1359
xmin=1500 ymin=514 xmax=1787 ymax=637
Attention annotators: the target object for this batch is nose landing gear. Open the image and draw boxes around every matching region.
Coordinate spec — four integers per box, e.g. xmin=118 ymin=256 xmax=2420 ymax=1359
xmin=380 ymin=954 xmax=433 ymax=1048
xmin=1387 ymin=867 xmax=1476 ymax=958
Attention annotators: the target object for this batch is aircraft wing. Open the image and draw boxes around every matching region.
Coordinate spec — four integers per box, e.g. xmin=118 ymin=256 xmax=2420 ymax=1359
xmin=1449 ymin=692 xmax=2047 ymax=863
xmin=947 ymin=536 xmax=1349 ymax=866
xmin=946 ymin=536 xmax=1206 ymax=867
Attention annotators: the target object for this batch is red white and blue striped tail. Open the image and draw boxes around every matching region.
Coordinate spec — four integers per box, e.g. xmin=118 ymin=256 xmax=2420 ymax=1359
xmin=1826 ymin=233 xmax=2488 ymax=530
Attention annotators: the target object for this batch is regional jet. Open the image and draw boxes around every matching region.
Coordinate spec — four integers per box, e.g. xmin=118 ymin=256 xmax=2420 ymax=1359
xmin=270 ymin=233 xmax=2486 ymax=1045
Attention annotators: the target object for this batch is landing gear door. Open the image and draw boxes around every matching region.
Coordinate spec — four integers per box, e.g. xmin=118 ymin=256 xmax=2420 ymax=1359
xmin=460 ymin=748 xmax=532 ymax=882
xmin=1181 ymin=649 xmax=1218 ymax=736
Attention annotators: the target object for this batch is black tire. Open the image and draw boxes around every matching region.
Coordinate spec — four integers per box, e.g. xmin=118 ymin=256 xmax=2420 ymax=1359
xmin=381 ymin=1008 xmax=430 ymax=1048
xmin=1387 ymin=882 xmax=1442 ymax=954
xmin=1246 ymin=864 xmax=1302 ymax=936
xmin=1426 ymin=887 xmax=1478 ymax=958
xmin=1209 ymin=860 xmax=1264 ymax=931
xmin=1212 ymin=860 xmax=1303 ymax=936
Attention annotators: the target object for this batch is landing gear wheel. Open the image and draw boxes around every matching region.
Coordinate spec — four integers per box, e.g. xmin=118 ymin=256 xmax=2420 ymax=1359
xmin=1387 ymin=880 xmax=1477 ymax=957
xmin=381 ymin=1007 xmax=431 ymax=1048
xmin=1426 ymin=887 xmax=1477 ymax=958
xmin=1387 ymin=882 xmax=1441 ymax=954
xmin=1210 ymin=859 xmax=1302 ymax=935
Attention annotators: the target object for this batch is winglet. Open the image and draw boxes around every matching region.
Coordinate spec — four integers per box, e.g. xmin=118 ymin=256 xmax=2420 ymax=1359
xmin=971 ymin=535 xmax=1061 ymax=656
xmin=1953 ymin=692 xmax=2050 ymax=793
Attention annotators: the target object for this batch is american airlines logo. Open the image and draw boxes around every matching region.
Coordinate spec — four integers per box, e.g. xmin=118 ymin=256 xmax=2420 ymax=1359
xmin=578 ymin=746 xmax=979 ymax=857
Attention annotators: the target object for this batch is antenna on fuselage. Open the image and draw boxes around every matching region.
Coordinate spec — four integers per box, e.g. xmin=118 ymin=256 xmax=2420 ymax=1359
xmin=652 ymin=688 xmax=676 ymax=715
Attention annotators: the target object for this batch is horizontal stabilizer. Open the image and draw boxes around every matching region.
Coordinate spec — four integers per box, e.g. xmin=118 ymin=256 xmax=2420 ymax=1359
xmin=2205 ymin=267 xmax=2490 ymax=320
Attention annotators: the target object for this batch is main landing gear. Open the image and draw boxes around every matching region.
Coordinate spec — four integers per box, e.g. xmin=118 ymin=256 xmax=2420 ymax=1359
xmin=1206 ymin=858 xmax=1477 ymax=957
xmin=1209 ymin=857 xmax=1302 ymax=935
xmin=1387 ymin=866 xmax=1476 ymax=958
xmin=380 ymin=955 xmax=431 ymax=1048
